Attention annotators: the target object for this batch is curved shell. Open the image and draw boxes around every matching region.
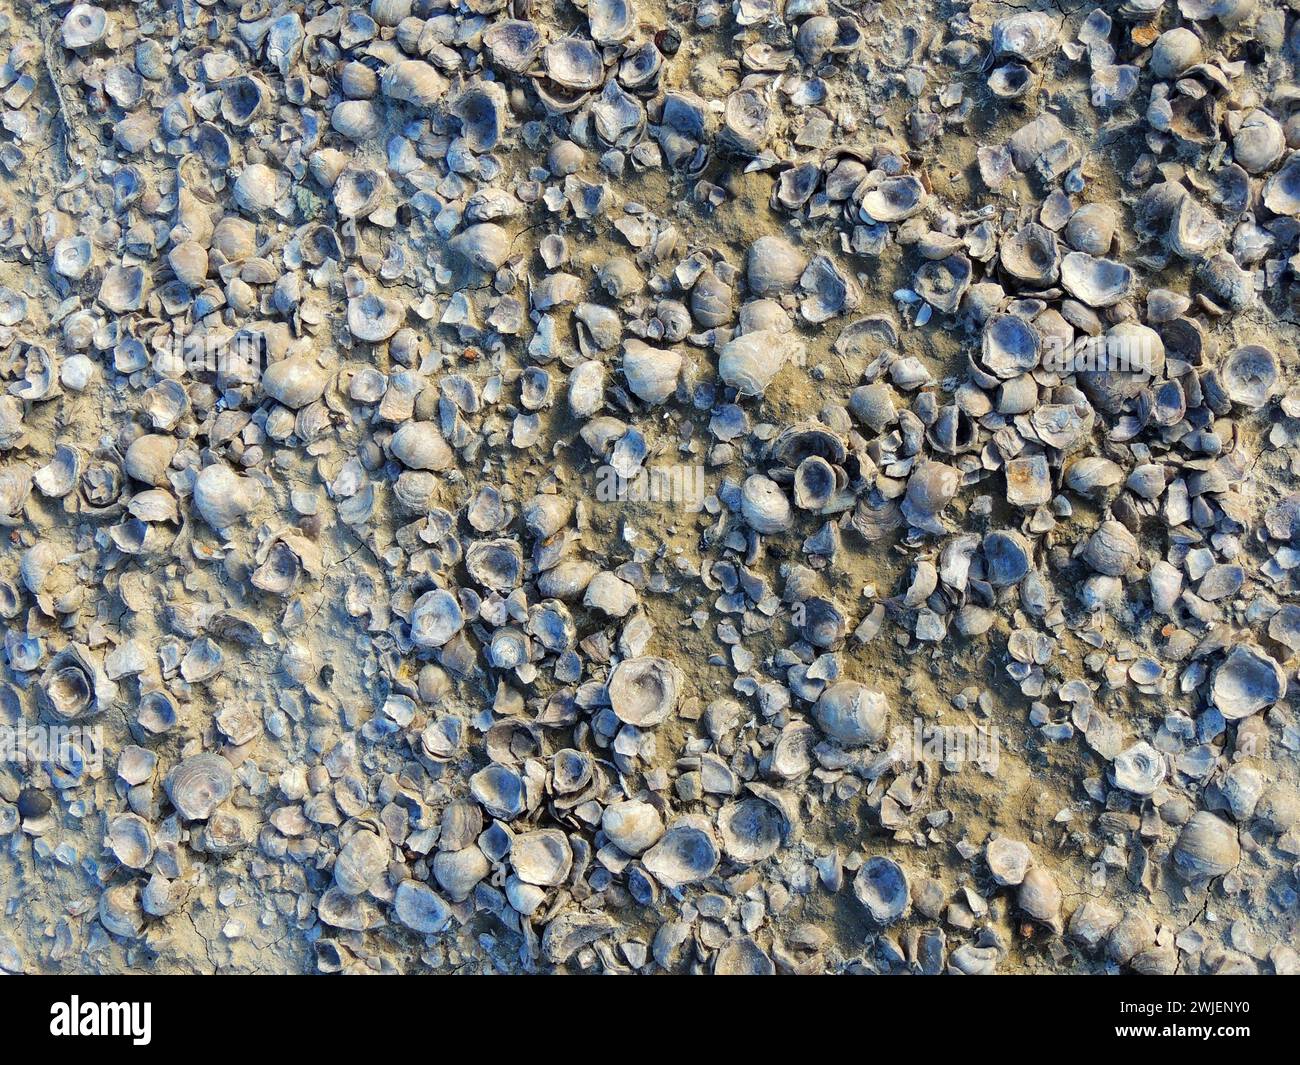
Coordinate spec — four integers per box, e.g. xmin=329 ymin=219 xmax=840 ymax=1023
xmin=1219 ymin=344 xmax=1278 ymax=409
xmin=812 ymin=681 xmax=888 ymax=747
xmin=1111 ymin=741 xmax=1165 ymax=795
xmin=602 ymin=799 xmax=664 ymax=855
xmin=740 ymin=474 xmax=792 ymax=534
xmin=718 ymin=794 xmax=789 ymax=864
xmin=165 ymin=752 xmax=233 ymax=821
xmin=642 ymin=815 xmax=718 ymax=889
xmin=1173 ymin=811 xmax=1240 ymax=882
xmin=389 ymin=421 xmax=453 ymax=471
xmin=853 ymin=856 xmax=909 ymax=924
xmin=747 ymin=235 xmax=806 ymax=296
xmin=1211 ymin=644 xmax=1286 ymax=720
xmin=192 ymin=463 xmax=261 ymax=531
xmin=107 ymin=812 xmax=154 ymax=869
xmin=334 ymin=827 xmax=389 ymax=896
xmin=1059 ymin=252 xmax=1135 ymax=307
xmin=1000 ymin=224 xmax=1060 ymax=287
xmin=719 ymin=330 xmax=801 ymax=397
xmin=861 ymin=175 xmax=927 ymax=222
xmin=608 ymin=656 xmax=682 ymax=727
xmin=511 ymin=829 xmax=573 ymax=886
xmin=348 ymin=294 xmax=404 ymax=342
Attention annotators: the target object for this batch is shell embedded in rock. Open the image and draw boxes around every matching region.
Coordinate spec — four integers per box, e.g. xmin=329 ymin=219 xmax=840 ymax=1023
xmin=1173 ymin=812 xmax=1241 ymax=882
xmin=853 ymin=856 xmax=909 ymax=924
xmin=608 ymin=656 xmax=683 ymax=727
xmin=1211 ymin=644 xmax=1286 ymax=720
xmin=718 ymin=330 xmax=802 ymax=397
xmin=165 ymin=753 xmax=233 ymax=821
xmin=985 ymin=837 xmax=1031 ymax=886
xmin=812 ymin=682 xmax=888 ymax=747
xmin=192 ymin=463 xmax=262 ymax=531
xmin=1111 ymin=741 xmax=1165 ymax=795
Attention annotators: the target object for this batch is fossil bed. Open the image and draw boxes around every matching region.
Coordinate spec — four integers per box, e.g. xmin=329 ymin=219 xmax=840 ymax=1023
xmin=0 ymin=0 xmax=1299 ymax=975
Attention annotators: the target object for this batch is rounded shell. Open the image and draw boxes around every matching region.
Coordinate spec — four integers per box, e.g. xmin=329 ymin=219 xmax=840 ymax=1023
xmin=165 ymin=752 xmax=233 ymax=821
xmin=608 ymin=656 xmax=683 ymax=727
xmin=1211 ymin=644 xmax=1286 ymax=720
xmin=853 ymin=856 xmax=909 ymax=924
xmin=812 ymin=681 xmax=888 ymax=747
xmin=1173 ymin=812 xmax=1240 ymax=882
xmin=643 ymin=815 xmax=718 ymax=889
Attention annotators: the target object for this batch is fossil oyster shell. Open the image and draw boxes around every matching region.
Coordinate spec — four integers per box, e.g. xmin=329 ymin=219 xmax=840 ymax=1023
xmin=165 ymin=752 xmax=233 ymax=822
xmin=1219 ymin=345 xmax=1278 ymax=409
xmin=608 ymin=656 xmax=683 ymax=727
xmin=812 ymin=682 xmax=888 ymax=747
xmin=861 ymin=175 xmax=927 ymax=222
xmin=643 ymin=815 xmax=719 ymax=889
xmin=1058 ymin=252 xmax=1135 ymax=307
xmin=1211 ymin=644 xmax=1286 ymax=720
xmin=1111 ymin=741 xmax=1165 ymax=795
xmin=992 ymin=11 xmax=1058 ymax=61
xmin=1262 ymin=152 xmax=1300 ymax=216
xmin=718 ymin=330 xmax=803 ymax=397
xmin=347 ymin=294 xmax=404 ymax=342
xmin=389 ymin=421 xmax=453 ymax=470
xmin=602 ymin=799 xmax=664 ymax=855
xmin=622 ymin=340 xmax=682 ymax=404
xmin=1173 ymin=812 xmax=1240 ymax=882
xmin=483 ymin=20 xmax=542 ymax=73
xmin=747 ymin=235 xmax=807 ymax=295
xmin=335 ymin=825 xmax=389 ymax=896
xmin=985 ymin=837 xmax=1031 ymax=886
xmin=853 ymin=856 xmax=909 ymax=924
xmin=40 ymin=644 xmax=117 ymax=722
xmin=393 ymin=881 xmax=451 ymax=935
xmin=718 ymin=793 xmax=790 ymax=864
xmin=1017 ymin=867 xmax=1062 ymax=932
xmin=740 ymin=474 xmax=792 ymax=534
xmin=107 ymin=813 xmax=155 ymax=869
xmin=510 ymin=829 xmax=573 ymax=886
xmin=192 ymin=463 xmax=262 ymax=531
xmin=1000 ymin=224 xmax=1060 ymax=287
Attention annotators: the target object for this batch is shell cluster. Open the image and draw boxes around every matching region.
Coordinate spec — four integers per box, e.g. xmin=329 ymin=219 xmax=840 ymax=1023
xmin=0 ymin=0 xmax=1298 ymax=977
